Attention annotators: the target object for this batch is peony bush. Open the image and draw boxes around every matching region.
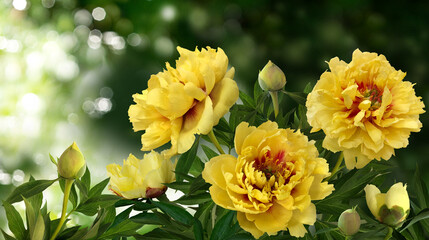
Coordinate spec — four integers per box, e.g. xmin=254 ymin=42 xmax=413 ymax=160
xmin=2 ymin=47 xmax=428 ymax=240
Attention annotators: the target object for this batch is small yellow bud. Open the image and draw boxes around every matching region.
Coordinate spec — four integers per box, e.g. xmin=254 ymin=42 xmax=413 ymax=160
xmin=258 ymin=60 xmax=286 ymax=91
xmin=57 ymin=142 xmax=86 ymax=179
xmin=364 ymin=183 xmax=410 ymax=227
xmin=338 ymin=208 xmax=361 ymax=236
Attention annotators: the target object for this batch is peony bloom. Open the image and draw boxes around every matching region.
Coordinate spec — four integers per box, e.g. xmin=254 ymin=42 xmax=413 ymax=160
xmin=364 ymin=183 xmax=410 ymax=227
xmin=106 ymin=151 xmax=176 ymax=199
xmin=202 ymin=121 xmax=334 ymax=238
xmin=129 ymin=46 xmax=238 ymax=157
xmin=306 ymin=49 xmax=425 ymax=169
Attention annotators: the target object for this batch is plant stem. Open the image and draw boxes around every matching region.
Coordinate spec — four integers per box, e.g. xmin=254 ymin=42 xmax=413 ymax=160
xmin=325 ymin=152 xmax=344 ymax=181
xmin=208 ymin=130 xmax=225 ymax=154
xmin=384 ymin=226 xmax=393 ymax=240
xmin=50 ymin=179 xmax=74 ymax=240
xmin=269 ymin=91 xmax=279 ymax=118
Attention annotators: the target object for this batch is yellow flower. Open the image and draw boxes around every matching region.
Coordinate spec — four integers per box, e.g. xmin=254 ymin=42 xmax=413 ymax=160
xmin=129 ymin=46 xmax=238 ymax=157
xmin=202 ymin=121 xmax=334 ymax=238
xmin=364 ymin=183 xmax=410 ymax=227
xmin=306 ymin=49 xmax=425 ymax=169
xmin=57 ymin=142 xmax=86 ymax=179
xmin=106 ymin=151 xmax=176 ymax=199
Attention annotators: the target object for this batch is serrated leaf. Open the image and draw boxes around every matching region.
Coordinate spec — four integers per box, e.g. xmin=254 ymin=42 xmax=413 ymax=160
xmin=175 ymin=138 xmax=199 ymax=182
xmin=210 ymin=210 xmax=235 ymax=240
xmin=152 ymin=201 xmax=194 ymax=225
xmin=3 ymin=201 xmax=27 ymax=240
xmin=89 ymin=178 xmax=110 ymax=198
xmin=6 ymin=179 xmax=57 ymax=204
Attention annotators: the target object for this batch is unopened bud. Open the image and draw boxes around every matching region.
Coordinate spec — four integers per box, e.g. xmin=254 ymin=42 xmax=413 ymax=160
xmin=258 ymin=60 xmax=286 ymax=91
xmin=338 ymin=208 xmax=361 ymax=236
xmin=57 ymin=142 xmax=86 ymax=179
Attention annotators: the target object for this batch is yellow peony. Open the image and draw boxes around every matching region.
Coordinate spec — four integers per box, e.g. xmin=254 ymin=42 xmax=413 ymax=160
xmin=364 ymin=183 xmax=410 ymax=227
xmin=128 ymin=46 xmax=238 ymax=157
xmin=202 ymin=121 xmax=334 ymax=238
xmin=106 ymin=151 xmax=176 ymax=199
xmin=306 ymin=49 xmax=425 ymax=169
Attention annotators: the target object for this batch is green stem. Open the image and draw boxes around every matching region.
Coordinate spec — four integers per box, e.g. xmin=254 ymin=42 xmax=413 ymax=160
xmin=325 ymin=152 xmax=344 ymax=181
xmin=384 ymin=226 xmax=393 ymax=240
xmin=269 ymin=91 xmax=279 ymax=118
xmin=50 ymin=179 xmax=74 ymax=240
xmin=208 ymin=130 xmax=225 ymax=154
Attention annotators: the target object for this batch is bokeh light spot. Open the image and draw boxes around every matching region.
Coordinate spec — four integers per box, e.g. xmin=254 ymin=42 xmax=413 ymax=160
xmin=92 ymin=7 xmax=106 ymax=21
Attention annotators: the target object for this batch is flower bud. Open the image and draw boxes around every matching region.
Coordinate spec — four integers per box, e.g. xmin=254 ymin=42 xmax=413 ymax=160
xmin=364 ymin=183 xmax=410 ymax=227
xmin=106 ymin=151 xmax=176 ymax=199
xmin=338 ymin=208 xmax=361 ymax=236
xmin=57 ymin=142 xmax=86 ymax=179
xmin=258 ymin=60 xmax=286 ymax=91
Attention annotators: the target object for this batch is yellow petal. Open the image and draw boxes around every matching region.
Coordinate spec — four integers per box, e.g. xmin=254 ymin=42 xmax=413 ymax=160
xmin=236 ymin=212 xmax=264 ymax=239
xmin=364 ymin=184 xmax=383 ymax=219
xmin=342 ymin=84 xmax=358 ymax=108
xmin=234 ymin=122 xmax=256 ymax=155
xmin=386 ymin=182 xmax=409 ymax=212
xmin=364 ymin=121 xmax=383 ymax=143
xmin=202 ymin=154 xmax=237 ymax=189
xmin=184 ymin=82 xmax=207 ymax=101
xmin=209 ymin=185 xmax=235 ymax=210
xmin=249 ymin=201 xmax=293 ymax=234
xmin=287 ymin=203 xmax=316 ymax=237
xmin=210 ymin=77 xmax=239 ymax=126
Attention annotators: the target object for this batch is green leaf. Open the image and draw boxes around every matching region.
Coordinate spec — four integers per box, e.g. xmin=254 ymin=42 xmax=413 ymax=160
xmin=189 ymin=174 xmax=211 ymax=194
xmin=210 ymin=210 xmax=235 ymax=240
xmin=31 ymin=210 xmax=45 ymax=240
xmin=282 ymin=90 xmax=307 ymax=105
xmin=401 ymin=208 xmax=429 ymax=232
xmin=108 ymin=206 xmax=132 ymax=230
xmin=132 ymin=201 xmax=156 ymax=211
xmin=239 ymin=90 xmax=256 ymax=108
xmin=193 ymin=219 xmax=203 ymax=240
xmin=163 ymin=182 xmax=191 ymax=193
xmin=81 ymin=166 xmax=91 ymax=190
xmin=3 ymin=201 xmax=27 ymax=240
xmin=81 ymin=209 xmax=106 ymax=239
xmin=189 ymin=156 xmax=204 ymax=177
xmin=174 ymin=193 xmax=212 ymax=205
xmin=202 ymin=145 xmax=219 ymax=160
xmin=75 ymin=179 xmax=89 ymax=202
xmin=303 ymin=82 xmax=314 ymax=94
xmin=413 ymin=165 xmax=429 ymax=209
xmin=135 ymin=228 xmax=177 ymax=240
xmin=100 ymin=219 xmax=142 ymax=239
xmin=131 ymin=212 xmax=171 ymax=225
xmin=152 ymin=201 xmax=194 ymax=225
xmin=89 ymin=178 xmax=110 ymax=198
xmin=6 ymin=179 xmax=57 ymax=204
xmin=49 ymin=153 xmax=57 ymax=166
xmin=175 ymin=138 xmax=199 ymax=182
xmin=1 ymin=229 xmax=16 ymax=240
xmin=75 ymin=195 xmax=120 ymax=216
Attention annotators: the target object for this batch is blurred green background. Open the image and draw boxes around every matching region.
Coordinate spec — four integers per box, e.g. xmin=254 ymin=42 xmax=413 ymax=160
xmin=1 ymin=0 xmax=428 ymax=237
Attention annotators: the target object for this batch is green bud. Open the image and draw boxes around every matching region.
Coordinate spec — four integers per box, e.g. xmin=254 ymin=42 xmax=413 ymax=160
xmin=338 ymin=208 xmax=361 ymax=236
xmin=57 ymin=142 xmax=86 ymax=179
xmin=258 ymin=60 xmax=286 ymax=91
